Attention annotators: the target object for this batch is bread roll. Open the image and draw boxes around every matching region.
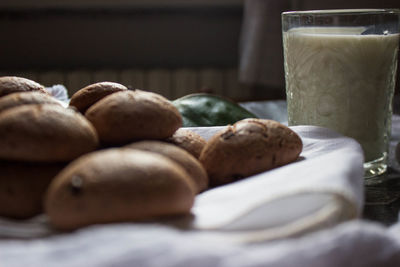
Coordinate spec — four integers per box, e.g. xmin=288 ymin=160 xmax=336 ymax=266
xmin=45 ymin=149 xmax=195 ymax=230
xmin=0 ymin=161 xmax=65 ymax=219
xmin=0 ymin=104 xmax=99 ymax=162
xmin=165 ymin=128 xmax=207 ymax=159
xmin=200 ymin=118 xmax=303 ymax=187
xmin=126 ymin=140 xmax=208 ymax=193
xmin=0 ymin=91 xmax=61 ymax=113
xmin=85 ymin=90 xmax=182 ymax=144
xmin=69 ymin=82 xmax=127 ymax=113
xmin=0 ymin=76 xmax=47 ymax=97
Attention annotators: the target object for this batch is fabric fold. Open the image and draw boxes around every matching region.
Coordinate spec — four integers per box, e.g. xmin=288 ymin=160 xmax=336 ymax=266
xmin=186 ymin=125 xmax=364 ymax=241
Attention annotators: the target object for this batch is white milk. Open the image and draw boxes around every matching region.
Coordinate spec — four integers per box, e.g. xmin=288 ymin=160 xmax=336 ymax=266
xmin=283 ymin=27 xmax=399 ymax=162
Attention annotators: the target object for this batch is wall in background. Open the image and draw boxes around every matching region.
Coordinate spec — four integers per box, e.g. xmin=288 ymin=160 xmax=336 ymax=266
xmin=0 ymin=68 xmax=249 ymax=101
xmin=0 ymin=0 xmax=243 ymax=9
xmin=0 ymin=6 xmax=242 ymax=70
xmin=0 ymin=2 xmax=253 ymax=100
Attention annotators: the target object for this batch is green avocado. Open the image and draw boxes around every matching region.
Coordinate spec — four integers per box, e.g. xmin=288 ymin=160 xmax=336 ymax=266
xmin=173 ymin=93 xmax=258 ymax=127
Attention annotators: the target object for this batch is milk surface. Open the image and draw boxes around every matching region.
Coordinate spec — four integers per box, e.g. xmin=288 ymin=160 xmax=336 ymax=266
xmin=283 ymin=27 xmax=399 ymax=161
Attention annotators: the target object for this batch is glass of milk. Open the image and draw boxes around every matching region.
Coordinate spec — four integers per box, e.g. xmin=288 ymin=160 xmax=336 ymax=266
xmin=282 ymin=9 xmax=400 ymax=178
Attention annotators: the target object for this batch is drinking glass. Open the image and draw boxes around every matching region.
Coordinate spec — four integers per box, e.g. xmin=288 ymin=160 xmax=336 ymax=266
xmin=282 ymin=9 xmax=400 ymax=178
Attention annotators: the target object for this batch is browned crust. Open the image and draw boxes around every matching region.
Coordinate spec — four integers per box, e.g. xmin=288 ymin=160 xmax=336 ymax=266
xmin=0 ymin=91 xmax=61 ymax=114
xmin=69 ymin=82 xmax=127 ymax=113
xmin=85 ymin=90 xmax=182 ymax=144
xmin=0 ymin=76 xmax=47 ymax=97
xmin=0 ymin=161 xmax=66 ymax=219
xmin=0 ymin=104 xmax=99 ymax=162
xmin=165 ymin=128 xmax=207 ymax=159
xmin=125 ymin=140 xmax=208 ymax=193
xmin=200 ymin=119 xmax=303 ymax=187
xmin=45 ymin=149 xmax=195 ymax=230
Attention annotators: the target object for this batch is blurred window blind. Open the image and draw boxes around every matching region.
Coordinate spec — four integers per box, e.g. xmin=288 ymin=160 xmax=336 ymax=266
xmin=0 ymin=68 xmax=252 ymax=101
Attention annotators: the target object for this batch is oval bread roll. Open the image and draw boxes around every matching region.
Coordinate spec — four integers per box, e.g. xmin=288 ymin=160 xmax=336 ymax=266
xmin=69 ymin=82 xmax=127 ymax=113
xmin=0 ymin=104 xmax=99 ymax=162
xmin=45 ymin=149 xmax=196 ymax=230
xmin=0 ymin=76 xmax=47 ymax=97
xmin=165 ymin=128 xmax=207 ymax=159
xmin=126 ymin=141 xmax=208 ymax=193
xmin=85 ymin=90 xmax=182 ymax=144
xmin=0 ymin=161 xmax=65 ymax=219
xmin=200 ymin=118 xmax=303 ymax=187
xmin=0 ymin=91 xmax=62 ymax=113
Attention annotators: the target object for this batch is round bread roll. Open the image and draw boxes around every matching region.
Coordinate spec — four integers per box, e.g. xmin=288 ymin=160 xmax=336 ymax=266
xmin=0 ymin=91 xmax=62 ymax=114
xmin=0 ymin=76 xmax=47 ymax=97
xmin=125 ymin=141 xmax=208 ymax=193
xmin=165 ymin=128 xmax=206 ymax=159
xmin=85 ymin=90 xmax=182 ymax=144
xmin=0 ymin=104 xmax=99 ymax=162
xmin=0 ymin=161 xmax=65 ymax=219
xmin=200 ymin=118 xmax=303 ymax=187
xmin=69 ymin=82 xmax=127 ymax=113
xmin=45 ymin=149 xmax=196 ymax=230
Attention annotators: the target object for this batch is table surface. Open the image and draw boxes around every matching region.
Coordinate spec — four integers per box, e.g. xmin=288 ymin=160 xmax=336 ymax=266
xmin=363 ymin=168 xmax=400 ymax=225
xmin=364 ymin=100 xmax=400 ymax=225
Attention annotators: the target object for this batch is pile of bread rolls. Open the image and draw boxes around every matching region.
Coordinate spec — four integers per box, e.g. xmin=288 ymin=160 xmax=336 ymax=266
xmin=0 ymin=76 xmax=302 ymax=231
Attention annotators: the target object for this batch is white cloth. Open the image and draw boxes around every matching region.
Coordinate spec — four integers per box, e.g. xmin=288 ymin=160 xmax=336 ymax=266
xmin=1 ymin=124 xmax=384 ymax=266
xmin=188 ymin=126 xmax=364 ymax=240
xmin=1 ymin=97 xmax=400 ymax=266
xmin=1 ymin=221 xmax=399 ymax=267
xmin=45 ymin=85 xmax=69 ymax=105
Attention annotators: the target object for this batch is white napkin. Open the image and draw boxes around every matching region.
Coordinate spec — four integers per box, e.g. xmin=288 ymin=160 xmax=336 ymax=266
xmin=45 ymin=85 xmax=69 ymax=105
xmin=183 ymin=125 xmax=364 ymax=242
xmin=1 ymin=87 xmax=398 ymax=265
xmin=0 ymin=126 xmax=363 ymax=237
xmin=3 ymin=122 xmax=400 ymax=266
xmin=1 ymin=220 xmax=399 ymax=267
